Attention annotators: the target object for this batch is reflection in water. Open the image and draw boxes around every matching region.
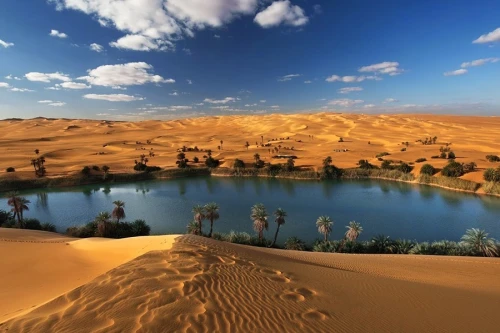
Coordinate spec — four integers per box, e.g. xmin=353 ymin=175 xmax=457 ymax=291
xmin=135 ymin=184 xmax=150 ymax=195
xmin=36 ymin=192 xmax=48 ymax=208
xmin=82 ymin=188 xmax=92 ymax=197
xmin=178 ymin=179 xmax=186 ymax=196
xmin=379 ymin=182 xmax=391 ymax=193
xmin=322 ymin=181 xmax=334 ymax=199
xmin=419 ymin=186 xmax=435 ymax=200
xmin=204 ymin=177 xmax=215 ymax=195
xmin=102 ymin=186 xmax=111 ymax=195
xmin=281 ymin=180 xmax=296 ymax=197
xmin=440 ymin=192 xmax=463 ymax=207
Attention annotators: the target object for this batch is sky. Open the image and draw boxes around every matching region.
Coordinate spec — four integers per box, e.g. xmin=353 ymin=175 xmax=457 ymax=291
xmin=1 ymin=0 xmax=500 ymax=120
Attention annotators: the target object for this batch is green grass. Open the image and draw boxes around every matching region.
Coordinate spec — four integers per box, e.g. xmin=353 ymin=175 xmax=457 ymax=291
xmin=417 ymin=174 xmax=480 ymax=192
xmin=342 ymin=168 xmax=415 ymax=181
xmin=482 ymin=181 xmax=500 ymax=195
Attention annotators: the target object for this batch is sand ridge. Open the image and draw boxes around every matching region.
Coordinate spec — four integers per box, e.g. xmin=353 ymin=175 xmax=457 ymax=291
xmin=2 ymin=233 xmax=500 ymax=332
xmin=1 ymin=113 xmax=500 ymax=184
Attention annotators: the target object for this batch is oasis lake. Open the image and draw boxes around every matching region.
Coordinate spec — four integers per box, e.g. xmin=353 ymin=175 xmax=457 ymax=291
xmin=2 ymin=177 xmax=500 ymax=244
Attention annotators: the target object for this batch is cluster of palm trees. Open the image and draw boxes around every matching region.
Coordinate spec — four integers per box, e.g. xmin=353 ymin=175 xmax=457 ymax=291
xmin=94 ymin=200 xmax=126 ymax=236
xmin=189 ymin=203 xmax=220 ymax=237
xmin=5 ymin=192 xmax=30 ymax=228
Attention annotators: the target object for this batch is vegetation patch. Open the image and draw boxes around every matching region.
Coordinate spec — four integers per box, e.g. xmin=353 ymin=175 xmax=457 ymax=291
xmin=417 ymin=174 xmax=480 ymax=192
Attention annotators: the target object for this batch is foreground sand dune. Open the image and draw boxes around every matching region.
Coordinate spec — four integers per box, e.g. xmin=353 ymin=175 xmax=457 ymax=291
xmin=1 ymin=113 xmax=500 ymax=184
xmin=1 ymin=231 xmax=500 ymax=332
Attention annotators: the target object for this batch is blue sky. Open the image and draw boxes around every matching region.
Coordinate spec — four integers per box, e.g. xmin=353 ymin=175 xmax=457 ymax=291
xmin=1 ymin=0 xmax=500 ymax=120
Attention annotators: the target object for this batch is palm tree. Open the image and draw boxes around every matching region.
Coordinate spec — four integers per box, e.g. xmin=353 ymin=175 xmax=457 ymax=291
xmin=338 ymin=221 xmax=363 ymax=252
xmin=345 ymin=221 xmax=363 ymax=241
xmin=316 ymin=216 xmax=333 ymax=242
xmin=271 ymin=208 xmax=287 ymax=247
xmin=186 ymin=220 xmax=200 ymax=235
xmin=7 ymin=192 xmax=30 ymax=228
xmin=251 ymin=203 xmax=268 ymax=240
xmin=192 ymin=205 xmax=206 ymax=235
xmin=112 ymin=200 xmax=125 ymax=223
xmin=102 ymin=165 xmax=110 ymax=180
xmin=254 ymin=153 xmax=260 ymax=163
xmin=95 ymin=211 xmax=112 ymax=237
xmin=461 ymin=228 xmax=498 ymax=257
xmin=204 ymin=202 xmax=219 ymax=238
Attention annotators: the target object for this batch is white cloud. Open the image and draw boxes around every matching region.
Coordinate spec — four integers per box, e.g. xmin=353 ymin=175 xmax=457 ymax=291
xmin=461 ymin=57 xmax=499 ymax=68
xmin=110 ymin=34 xmax=173 ymax=51
xmin=473 ymin=28 xmax=500 ymax=44
xmin=170 ymin=105 xmax=192 ymax=110
xmin=183 ymin=48 xmax=192 ymax=55
xmin=260 ymin=100 xmax=266 ymax=103
xmin=90 ymin=43 xmax=104 ymax=52
xmin=384 ymin=98 xmax=398 ymax=103
xmin=78 ymin=62 xmax=173 ymax=87
xmin=254 ymin=1 xmax=308 ymax=28
xmin=245 ymin=103 xmax=257 ymax=107
xmin=111 ymin=86 xmax=127 ymax=90
xmin=271 ymin=105 xmax=280 ymax=109
xmin=278 ymin=74 xmax=301 ymax=82
xmin=38 ymin=100 xmax=54 ymax=103
xmin=0 ymin=82 xmax=10 ymax=88
xmin=363 ymin=104 xmax=375 ymax=108
xmin=195 ymin=103 xmax=204 ymax=106
xmin=5 ymin=75 xmax=22 ymax=80
xmin=328 ymin=99 xmax=364 ymax=107
xmin=49 ymin=29 xmax=68 ymax=38
xmin=338 ymin=87 xmax=363 ymax=94
xmin=359 ymin=61 xmax=403 ymax=75
xmin=50 ymin=0 xmax=259 ymax=51
xmin=304 ymin=80 xmax=312 ymax=84
xmin=0 ymin=39 xmax=14 ymax=48
xmin=204 ymin=97 xmax=236 ymax=104
xmin=25 ymin=72 xmax=71 ymax=83
xmin=48 ymin=102 xmax=66 ymax=107
xmin=169 ymin=92 xmax=179 ymax=96
xmin=326 ymin=75 xmax=379 ymax=83
xmin=10 ymin=88 xmax=35 ymax=92
xmin=60 ymin=82 xmax=91 ymax=89
xmin=211 ymin=106 xmax=230 ymax=110
xmin=444 ymin=69 xmax=467 ymax=76
xmin=83 ymin=94 xmax=144 ymax=102
xmin=97 ymin=113 xmax=110 ymax=116
xmin=46 ymin=86 xmax=61 ymax=90
xmin=187 ymin=79 xmax=192 ymax=84
xmin=313 ymin=5 xmax=322 ymax=15
xmin=214 ymin=34 xmax=221 ymax=38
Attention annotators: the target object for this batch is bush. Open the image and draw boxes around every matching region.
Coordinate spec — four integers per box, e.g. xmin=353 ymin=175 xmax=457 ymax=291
xmin=41 ymin=222 xmax=57 ymax=232
xmin=420 ymin=164 xmax=435 ymax=176
xmin=369 ymin=235 xmax=394 ymax=254
xmin=440 ymin=152 xmax=447 ymax=159
xmin=483 ymin=168 xmax=500 ymax=182
xmin=418 ymin=174 xmax=479 ymax=191
xmin=253 ymin=160 xmax=265 ymax=169
xmin=483 ymin=181 xmax=500 ymax=195
xmin=397 ymin=163 xmax=412 ymax=173
xmin=415 ymin=158 xmax=426 ymax=163
xmin=193 ymin=157 xmax=199 ymax=163
xmin=66 ymin=220 xmax=151 ymax=238
xmin=462 ymin=162 xmax=477 ymax=174
xmin=391 ymin=239 xmax=415 ymax=254
xmin=6 ymin=167 xmax=15 ymax=172
xmin=400 ymin=148 xmax=407 ymax=152
xmin=313 ymin=241 xmax=339 ymax=253
xmin=431 ymin=155 xmax=439 ymax=159
xmin=145 ymin=166 xmax=161 ymax=172
xmin=0 ymin=210 xmax=14 ymax=225
xmin=205 ymin=157 xmax=220 ymax=168
xmin=376 ymin=152 xmax=390 ymax=158
xmin=486 ymin=155 xmax=500 ymax=162
xmin=92 ymin=165 xmax=100 ymax=171
xmin=441 ymin=161 xmax=464 ymax=177
xmin=447 ymin=151 xmax=456 ymax=159
xmin=67 ymin=221 xmax=97 ymax=238
xmin=358 ymin=160 xmax=375 ymax=169
xmin=81 ymin=166 xmax=91 ymax=175
xmin=233 ymin=159 xmax=245 ymax=168
xmin=23 ymin=218 xmax=42 ymax=230
xmin=130 ymin=219 xmax=151 ymax=236
xmin=284 ymin=237 xmax=306 ymax=251
xmin=381 ymin=160 xmax=392 ymax=169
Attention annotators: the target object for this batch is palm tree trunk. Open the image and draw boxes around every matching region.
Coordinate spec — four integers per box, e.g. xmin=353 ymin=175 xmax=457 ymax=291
xmin=208 ymin=219 xmax=214 ymax=237
xmin=198 ymin=220 xmax=202 ymax=236
xmin=271 ymin=224 xmax=281 ymax=247
xmin=324 ymin=232 xmax=327 ymax=242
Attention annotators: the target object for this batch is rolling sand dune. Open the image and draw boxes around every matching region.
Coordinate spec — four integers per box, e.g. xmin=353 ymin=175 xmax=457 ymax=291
xmin=1 ymin=113 xmax=499 ymax=184
xmin=1 ymin=231 xmax=500 ymax=332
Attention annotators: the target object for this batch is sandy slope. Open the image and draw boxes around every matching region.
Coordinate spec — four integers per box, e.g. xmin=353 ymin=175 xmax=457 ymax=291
xmin=0 ymin=229 xmax=176 ymax=323
xmin=1 ymin=232 xmax=500 ymax=332
xmin=1 ymin=113 xmax=499 ymax=184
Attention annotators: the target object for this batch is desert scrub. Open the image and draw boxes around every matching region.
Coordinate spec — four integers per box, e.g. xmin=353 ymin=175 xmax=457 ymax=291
xmin=417 ymin=174 xmax=480 ymax=192
xmin=482 ymin=181 xmax=500 ymax=195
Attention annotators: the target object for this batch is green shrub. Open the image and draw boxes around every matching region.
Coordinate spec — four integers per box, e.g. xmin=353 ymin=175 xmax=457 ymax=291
xmin=41 ymin=222 xmax=57 ymax=232
xmin=415 ymin=158 xmax=427 ymax=163
xmin=441 ymin=161 xmax=464 ymax=177
xmin=6 ymin=167 xmax=15 ymax=172
xmin=483 ymin=168 xmax=500 ymax=182
xmin=462 ymin=162 xmax=477 ymax=174
xmin=376 ymin=152 xmax=390 ymax=158
xmin=226 ymin=231 xmax=252 ymax=244
xmin=284 ymin=237 xmax=306 ymax=251
xmin=66 ymin=220 xmax=151 ymax=238
xmin=381 ymin=160 xmax=392 ymax=169
xmin=397 ymin=163 xmax=412 ymax=173
xmin=358 ymin=160 xmax=376 ymax=169
xmin=81 ymin=166 xmax=91 ymax=175
xmin=205 ymin=157 xmax=220 ymax=168
xmin=482 ymin=181 xmax=500 ymax=195
xmin=486 ymin=155 xmax=500 ymax=162
xmin=144 ymin=166 xmax=161 ymax=172
xmin=130 ymin=219 xmax=151 ymax=236
xmin=23 ymin=218 xmax=42 ymax=230
xmin=447 ymin=151 xmax=456 ymax=159
xmin=193 ymin=157 xmax=199 ymax=163
xmin=233 ymin=159 xmax=245 ymax=168
xmin=391 ymin=239 xmax=415 ymax=254
xmin=417 ymin=174 xmax=479 ymax=191
xmin=400 ymin=148 xmax=407 ymax=152
xmin=369 ymin=235 xmax=394 ymax=253
xmin=313 ymin=241 xmax=339 ymax=252
xmin=92 ymin=165 xmax=100 ymax=171
xmin=420 ymin=164 xmax=435 ymax=175
xmin=0 ymin=210 xmax=13 ymax=224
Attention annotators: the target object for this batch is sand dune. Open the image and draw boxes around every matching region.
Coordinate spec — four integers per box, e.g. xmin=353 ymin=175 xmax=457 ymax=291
xmin=1 ymin=231 xmax=500 ymax=332
xmin=1 ymin=113 xmax=499 ymax=183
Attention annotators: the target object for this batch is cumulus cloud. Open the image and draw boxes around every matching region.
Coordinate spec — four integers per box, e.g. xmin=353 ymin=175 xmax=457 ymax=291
xmin=60 ymin=82 xmax=91 ymax=89
xmin=326 ymin=75 xmax=379 ymax=83
xmin=278 ymin=74 xmax=301 ymax=82
xmin=254 ymin=1 xmax=308 ymax=28
xmin=327 ymin=99 xmax=364 ymax=107
xmin=270 ymin=105 xmax=280 ymax=108
xmin=5 ymin=75 xmax=22 ymax=80
xmin=338 ymin=87 xmax=363 ymax=94
xmin=78 ymin=62 xmax=173 ymax=87
xmin=0 ymin=82 xmax=10 ymax=88
xmin=384 ymin=98 xmax=398 ymax=103
xmin=214 ymin=34 xmax=221 ymax=38
xmin=363 ymin=104 xmax=376 ymax=108
xmin=461 ymin=58 xmax=499 ymax=68
xmin=90 ymin=43 xmax=104 ymax=52
xmin=245 ymin=103 xmax=257 ymax=107
xmin=359 ymin=61 xmax=403 ymax=76
xmin=211 ymin=106 xmax=230 ymax=110
xmin=204 ymin=97 xmax=236 ymax=104
xmin=49 ymin=0 xmax=260 ymax=51
xmin=49 ymin=29 xmax=68 ymax=38
xmin=38 ymin=100 xmax=54 ymax=103
xmin=48 ymin=102 xmax=66 ymax=106
xmin=83 ymin=94 xmax=144 ymax=102
xmin=304 ymin=80 xmax=312 ymax=84
xmin=25 ymin=72 xmax=71 ymax=83
xmin=169 ymin=92 xmax=179 ymax=96
xmin=260 ymin=100 xmax=266 ymax=103
xmin=473 ymin=28 xmax=500 ymax=44
xmin=444 ymin=69 xmax=467 ymax=76
xmin=0 ymin=39 xmax=14 ymax=48
xmin=187 ymin=79 xmax=192 ymax=84
xmin=10 ymin=88 xmax=35 ymax=92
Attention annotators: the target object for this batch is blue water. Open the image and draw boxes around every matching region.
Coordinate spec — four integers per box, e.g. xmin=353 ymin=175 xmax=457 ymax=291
xmin=1 ymin=177 xmax=500 ymax=244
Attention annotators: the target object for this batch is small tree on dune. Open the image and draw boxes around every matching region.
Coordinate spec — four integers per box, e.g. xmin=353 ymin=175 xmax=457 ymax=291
xmin=245 ymin=142 xmax=250 ymax=150
xmin=316 ymin=215 xmax=333 ymax=242
xmin=95 ymin=211 xmax=112 ymax=237
xmin=102 ymin=165 xmax=110 ymax=180
xmin=7 ymin=191 xmax=30 ymax=228
xmin=204 ymin=202 xmax=220 ymax=238
xmin=271 ymin=208 xmax=287 ymax=247
xmin=112 ymin=200 xmax=126 ymax=223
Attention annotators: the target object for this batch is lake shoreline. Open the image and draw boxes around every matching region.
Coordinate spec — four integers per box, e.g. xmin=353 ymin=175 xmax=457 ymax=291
xmin=1 ymin=167 xmax=499 ymax=198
